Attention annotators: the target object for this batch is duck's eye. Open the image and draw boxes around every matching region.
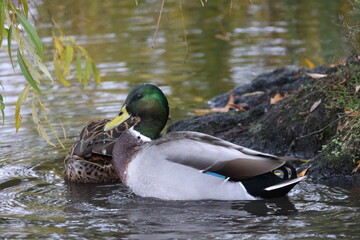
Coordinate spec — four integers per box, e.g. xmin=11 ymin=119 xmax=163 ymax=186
xmin=134 ymin=94 xmax=143 ymax=100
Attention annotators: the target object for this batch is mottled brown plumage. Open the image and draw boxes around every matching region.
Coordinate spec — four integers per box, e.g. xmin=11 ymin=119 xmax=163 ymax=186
xmin=64 ymin=117 xmax=139 ymax=183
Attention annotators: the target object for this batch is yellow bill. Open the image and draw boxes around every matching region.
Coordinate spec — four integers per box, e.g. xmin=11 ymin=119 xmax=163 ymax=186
xmin=104 ymin=105 xmax=131 ymax=131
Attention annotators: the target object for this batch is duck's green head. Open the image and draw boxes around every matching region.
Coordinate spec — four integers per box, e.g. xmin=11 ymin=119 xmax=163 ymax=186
xmin=104 ymin=84 xmax=169 ymax=139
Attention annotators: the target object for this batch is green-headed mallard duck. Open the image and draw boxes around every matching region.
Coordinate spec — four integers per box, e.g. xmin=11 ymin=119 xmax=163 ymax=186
xmin=103 ymin=84 xmax=306 ymax=200
xmin=64 ymin=111 xmax=139 ymax=183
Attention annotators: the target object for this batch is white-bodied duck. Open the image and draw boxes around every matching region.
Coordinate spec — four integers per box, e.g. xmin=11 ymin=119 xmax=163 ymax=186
xmin=104 ymin=84 xmax=306 ymax=200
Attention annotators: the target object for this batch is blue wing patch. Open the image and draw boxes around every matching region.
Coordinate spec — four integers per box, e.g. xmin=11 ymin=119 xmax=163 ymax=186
xmin=202 ymin=171 xmax=226 ymax=179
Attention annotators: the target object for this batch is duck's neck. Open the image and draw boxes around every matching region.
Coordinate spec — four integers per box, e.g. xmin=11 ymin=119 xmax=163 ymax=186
xmin=133 ymin=118 xmax=165 ymax=140
xmin=129 ymin=127 xmax=151 ymax=142
xmin=112 ymin=129 xmax=146 ymax=183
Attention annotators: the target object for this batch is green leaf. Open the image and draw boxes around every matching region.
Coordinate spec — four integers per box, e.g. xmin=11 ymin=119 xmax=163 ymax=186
xmin=64 ymin=42 xmax=74 ymax=75
xmin=76 ymin=55 xmax=82 ymax=83
xmin=21 ymin=0 xmax=29 ymax=18
xmin=134 ymin=0 xmax=138 ymax=5
xmin=0 ymin=0 xmax=5 ymax=47
xmin=17 ymin=49 xmax=42 ymax=93
xmin=16 ymin=12 xmax=44 ymax=59
xmin=15 ymin=84 xmax=30 ymax=132
xmin=91 ymin=61 xmax=101 ymax=85
xmin=7 ymin=26 xmax=14 ymax=68
xmin=0 ymin=93 xmax=5 ymax=125
xmin=83 ymin=58 xmax=91 ymax=89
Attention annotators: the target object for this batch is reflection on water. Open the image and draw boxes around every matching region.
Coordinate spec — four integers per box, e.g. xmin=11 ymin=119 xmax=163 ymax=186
xmin=0 ymin=0 xmax=359 ymax=238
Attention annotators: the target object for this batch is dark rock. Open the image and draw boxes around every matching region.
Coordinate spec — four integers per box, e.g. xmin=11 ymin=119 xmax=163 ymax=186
xmin=167 ymin=62 xmax=359 ymax=183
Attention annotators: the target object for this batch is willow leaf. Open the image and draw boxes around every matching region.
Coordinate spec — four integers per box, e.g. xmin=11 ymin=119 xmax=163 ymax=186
xmin=76 ymin=55 xmax=82 ymax=83
xmin=21 ymin=0 xmax=29 ymax=18
xmin=37 ymin=124 xmax=56 ymax=147
xmin=54 ymin=57 xmax=70 ymax=87
xmin=31 ymin=96 xmax=39 ymax=125
xmin=27 ymin=60 xmax=43 ymax=83
xmin=15 ymin=84 xmax=30 ymax=132
xmin=16 ymin=12 xmax=44 ymax=59
xmin=42 ymin=110 xmax=65 ymax=149
xmin=34 ymin=93 xmax=65 ymax=148
xmin=7 ymin=26 xmax=14 ymax=68
xmin=0 ymin=0 xmax=5 ymax=47
xmin=64 ymin=42 xmax=74 ymax=75
xmin=83 ymin=59 xmax=91 ymax=89
xmin=0 ymin=94 xmax=4 ymax=125
xmin=17 ymin=49 xmax=42 ymax=93
xmin=76 ymin=45 xmax=89 ymax=57
xmin=32 ymin=52 xmax=53 ymax=82
xmin=53 ymin=33 xmax=64 ymax=59
xmin=91 ymin=61 xmax=101 ymax=85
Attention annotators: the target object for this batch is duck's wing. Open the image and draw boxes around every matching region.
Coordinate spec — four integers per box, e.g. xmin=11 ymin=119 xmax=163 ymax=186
xmin=70 ymin=118 xmax=136 ymax=160
xmin=150 ymin=131 xmax=290 ymax=179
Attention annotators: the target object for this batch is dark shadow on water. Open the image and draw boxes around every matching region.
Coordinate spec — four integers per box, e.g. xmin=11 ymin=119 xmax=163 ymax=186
xmin=65 ymin=182 xmax=297 ymax=216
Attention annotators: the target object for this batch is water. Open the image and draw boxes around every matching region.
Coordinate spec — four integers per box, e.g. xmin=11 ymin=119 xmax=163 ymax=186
xmin=1 ymin=0 xmax=359 ymax=238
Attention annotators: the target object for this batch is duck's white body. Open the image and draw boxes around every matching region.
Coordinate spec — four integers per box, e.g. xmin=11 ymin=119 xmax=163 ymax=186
xmin=127 ymin=149 xmax=256 ymax=200
xmin=112 ymin=129 xmax=303 ymax=201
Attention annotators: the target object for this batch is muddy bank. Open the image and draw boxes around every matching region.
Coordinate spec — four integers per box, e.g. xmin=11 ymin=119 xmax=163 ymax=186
xmin=167 ymin=60 xmax=360 ymax=184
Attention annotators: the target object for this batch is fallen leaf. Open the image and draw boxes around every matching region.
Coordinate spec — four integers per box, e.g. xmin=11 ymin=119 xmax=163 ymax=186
xmin=242 ymin=91 xmax=264 ymax=97
xmin=304 ymin=58 xmax=316 ymax=68
xmin=309 ymin=99 xmax=322 ymax=113
xmin=270 ymin=93 xmax=283 ymax=104
xmin=351 ymin=161 xmax=360 ymax=174
xmin=339 ymin=75 xmax=350 ymax=86
xmin=230 ymin=103 xmax=250 ymax=111
xmin=336 ymin=120 xmax=350 ymax=133
xmin=328 ymin=58 xmax=346 ymax=68
xmin=297 ymin=166 xmax=311 ymax=177
xmin=355 ymin=85 xmax=360 ymax=93
xmin=306 ymin=73 xmax=327 ymax=79
xmin=196 ymin=91 xmax=239 ymax=114
xmin=344 ymin=108 xmax=359 ymax=117
xmin=293 ymin=71 xmax=303 ymax=78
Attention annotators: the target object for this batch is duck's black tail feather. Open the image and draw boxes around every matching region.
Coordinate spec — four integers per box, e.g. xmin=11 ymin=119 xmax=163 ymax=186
xmin=239 ymin=163 xmax=306 ymax=199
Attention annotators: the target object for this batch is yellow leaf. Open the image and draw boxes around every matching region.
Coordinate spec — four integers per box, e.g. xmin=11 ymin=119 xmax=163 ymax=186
xmin=37 ymin=124 xmax=56 ymax=147
xmin=54 ymin=58 xmax=70 ymax=87
xmin=297 ymin=166 xmax=311 ymax=177
xmin=53 ymin=33 xmax=64 ymax=57
xmin=304 ymin=58 xmax=316 ymax=68
xmin=194 ymin=97 xmax=204 ymax=102
xmin=355 ymin=85 xmax=360 ymax=93
xmin=270 ymin=93 xmax=284 ymax=104
xmin=15 ymin=84 xmax=30 ymax=132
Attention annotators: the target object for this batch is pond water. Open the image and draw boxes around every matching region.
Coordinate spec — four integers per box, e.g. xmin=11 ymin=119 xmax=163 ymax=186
xmin=1 ymin=0 xmax=359 ymax=239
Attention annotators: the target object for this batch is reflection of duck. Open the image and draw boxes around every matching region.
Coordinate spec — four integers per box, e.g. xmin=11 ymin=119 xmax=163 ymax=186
xmin=104 ymin=84 xmax=306 ymax=200
xmin=64 ymin=115 xmax=138 ymax=183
